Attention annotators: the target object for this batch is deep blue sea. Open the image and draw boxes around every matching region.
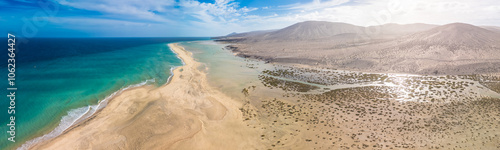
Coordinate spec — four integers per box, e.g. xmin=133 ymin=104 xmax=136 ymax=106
xmin=0 ymin=37 xmax=208 ymax=150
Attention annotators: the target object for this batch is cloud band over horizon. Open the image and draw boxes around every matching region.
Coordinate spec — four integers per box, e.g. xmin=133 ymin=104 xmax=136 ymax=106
xmin=1 ymin=0 xmax=500 ymax=37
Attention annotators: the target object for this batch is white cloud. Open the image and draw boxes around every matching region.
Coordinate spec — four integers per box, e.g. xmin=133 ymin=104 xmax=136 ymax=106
xmin=47 ymin=0 xmax=500 ymax=36
xmin=55 ymin=0 xmax=175 ymax=22
xmin=208 ymin=0 xmax=500 ymax=37
xmin=265 ymin=0 xmax=500 ymax=27
xmin=173 ymin=0 xmax=262 ymax=35
xmin=241 ymin=7 xmax=259 ymax=13
xmin=47 ymin=17 xmax=150 ymax=26
xmin=179 ymin=0 xmax=257 ymax=22
xmin=385 ymin=0 xmax=500 ymax=26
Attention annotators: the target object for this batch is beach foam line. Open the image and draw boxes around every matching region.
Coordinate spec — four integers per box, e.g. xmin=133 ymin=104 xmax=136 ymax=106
xmin=17 ymin=79 xmax=156 ymax=150
xmin=167 ymin=66 xmax=177 ymax=84
xmin=171 ymin=44 xmax=186 ymax=65
xmin=166 ymin=43 xmax=185 ymax=84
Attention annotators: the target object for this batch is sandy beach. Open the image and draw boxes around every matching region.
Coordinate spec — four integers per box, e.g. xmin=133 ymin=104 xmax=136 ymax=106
xmin=26 ymin=42 xmax=500 ymax=150
xmin=30 ymin=43 xmax=262 ymax=149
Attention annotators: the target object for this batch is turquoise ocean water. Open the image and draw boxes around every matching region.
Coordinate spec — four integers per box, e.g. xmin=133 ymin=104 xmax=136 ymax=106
xmin=0 ymin=37 xmax=208 ymax=149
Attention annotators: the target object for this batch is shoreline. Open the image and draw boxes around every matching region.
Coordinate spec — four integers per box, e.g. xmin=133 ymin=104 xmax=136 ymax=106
xmin=18 ymin=78 xmax=157 ymax=150
xmin=27 ymin=43 xmax=262 ymax=149
xmin=18 ymin=43 xmax=184 ymax=150
xmin=18 ymin=40 xmax=500 ymax=150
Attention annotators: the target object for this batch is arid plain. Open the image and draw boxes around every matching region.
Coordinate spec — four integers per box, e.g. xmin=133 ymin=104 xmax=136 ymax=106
xmin=214 ymin=21 xmax=500 ymax=149
xmin=33 ymin=21 xmax=500 ymax=150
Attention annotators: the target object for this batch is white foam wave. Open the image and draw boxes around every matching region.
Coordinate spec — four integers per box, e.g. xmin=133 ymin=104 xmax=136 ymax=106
xmin=166 ymin=43 xmax=184 ymax=84
xmin=167 ymin=66 xmax=178 ymax=83
xmin=169 ymin=44 xmax=185 ymax=65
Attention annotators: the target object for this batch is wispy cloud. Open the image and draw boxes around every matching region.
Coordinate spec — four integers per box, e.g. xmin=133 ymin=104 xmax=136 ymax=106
xmin=4 ymin=0 xmax=500 ymax=37
xmin=55 ymin=0 xmax=175 ymax=22
xmin=283 ymin=0 xmax=351 ymax=10
xmin=174 ymin=0 xmax=260 ymax=35
xmin=179 ymin=0 xmax=257 ymax=23
xmin=268 ymin=0 xmax=500 ymax=27
xmin=47 ymin=17 xmax=151 ymax=27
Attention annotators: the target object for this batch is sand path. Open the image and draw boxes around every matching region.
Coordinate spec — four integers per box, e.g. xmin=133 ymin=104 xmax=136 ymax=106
xmin=30 ymin=43 xmax=262 ymax=150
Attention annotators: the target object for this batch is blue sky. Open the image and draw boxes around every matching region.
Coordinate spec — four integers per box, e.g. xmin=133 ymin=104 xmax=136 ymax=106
xmin=1 ymin=0 xmax=500 ymax=37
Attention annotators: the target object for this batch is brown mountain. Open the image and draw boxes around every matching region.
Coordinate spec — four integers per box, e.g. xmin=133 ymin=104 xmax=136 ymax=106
xmin=215 ymin=21 xmax=500 ymax=74
xmin=261 ymin=21 xmax=365 ymax=41
xmin=352 ymin=23 xmax=500 ymax=74
xmin=371 ymin=23 xmax=437 ymax=35
xmin=482 ymin=26 xmax=500 ymax=33
xmin=217 ymin=21 xmax=438 ymax=43
xmin=400 ymin=23 xmax=500 ymax=47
